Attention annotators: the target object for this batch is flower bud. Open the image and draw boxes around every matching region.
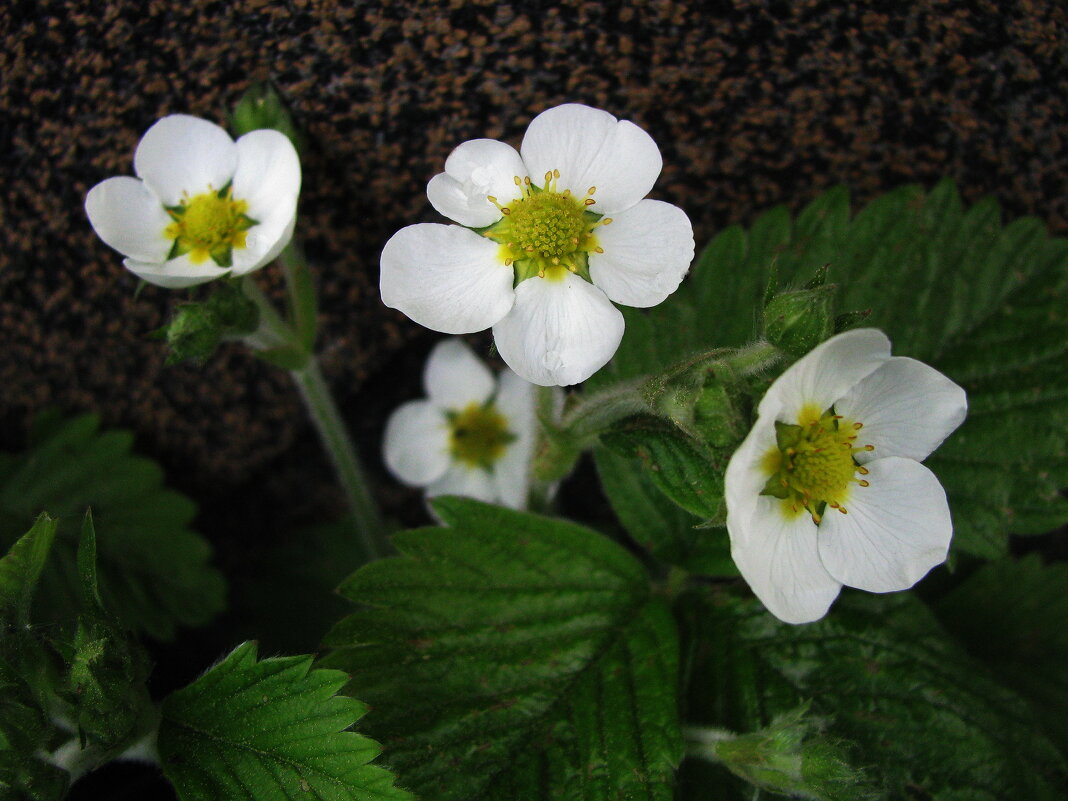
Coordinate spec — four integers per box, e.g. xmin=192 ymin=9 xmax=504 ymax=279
xmin=763 ymin=284 xmax=836 ymax=357
xmin=231 ymin=82 xmax=303 ymax=153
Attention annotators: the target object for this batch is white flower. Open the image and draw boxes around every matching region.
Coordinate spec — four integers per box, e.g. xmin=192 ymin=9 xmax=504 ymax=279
xmin=380 ymin=104 xmax=695 ymax=387
xmin=383 ymin=338 xmax=556 ymax=509
xmin=85 ymin=115 xmax=301 ymax=289
xmin=724 ymin=329 xmax=968 ymax=624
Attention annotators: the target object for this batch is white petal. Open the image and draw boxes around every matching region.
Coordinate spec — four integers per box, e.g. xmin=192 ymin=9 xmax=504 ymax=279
xmin=122 ymin=254 xmax=230 ymax=289
xmin=760 ymin=329 xmax=891 ymax=423
xmin=492 ymin=273 xmax=624 ymax=387
xmin=383 ymin=400 xmax=451 ymax=487
xmin=834 ymin=357 xmax=967 ymax=464
xmin=134 ymin=115 xmax=237 ymax=207
xmin=423 ymin=338 xmax=496 ymax=409
xmin=817 ymin=457 xmax=952 ymax=593
xmin=491 ymin=369 xmax=540 ymax=509
xmin=731 ymin=499 xmax=842 ymax=624
xmin=426 ymin=139 xmax=526 ymax=228
xmin=725 ymin=406 xmax=841 ymax=624
xmin=231 ymin=129 xmax=302 ymax=219
xmin=427 ymin=464 xmax=497 ymax=504
xmin=520 ymin=104 xmax=662 ymax=215
xmin=85 ymin=177 xmax=173 ymax=263
xmin=230 ymin=211 xmax=297 ymax=275
xmin=588 ymin=200 xmax=694 ymax=307
xmin=380 ymin=224 xmax=515 ymax=334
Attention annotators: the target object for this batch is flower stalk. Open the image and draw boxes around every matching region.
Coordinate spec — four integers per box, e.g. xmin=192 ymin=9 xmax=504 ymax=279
xmin=241 ymin=273 xmax=386 ymax=561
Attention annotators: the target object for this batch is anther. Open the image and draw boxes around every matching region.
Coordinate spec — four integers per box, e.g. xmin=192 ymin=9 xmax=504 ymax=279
xmin=595 ymin=246 xmax=604 ymax=254
xmin=587 ymin=186 xmax=596 ymax=195
xmin=584 ymin=198 xmax=596 ymax=206
xmin=553 ymin=169 xmax=560 ymax=178
xmin=864 ymin=444 xmax=875 ymax=451
xmin=853 ymin=422 xmax=864 ymax=430
xmin=501 ymin=207 xmax=511 ymax=215
xmin=513 ymin=176 xmax=522 ymax=186
xmin=504 ymin=258 xmax=513 ymax=266
xmin=858 ymin=480 xmax=870 ymax=487
xmin=837 ymin=506 xmax=848 ymax=515
xmin=857 ymin=466 xmax=869 ymax=475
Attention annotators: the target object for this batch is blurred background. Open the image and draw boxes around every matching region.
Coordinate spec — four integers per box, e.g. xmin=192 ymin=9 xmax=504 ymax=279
xmin=3 ymin=1 xmax=1066 ymax=795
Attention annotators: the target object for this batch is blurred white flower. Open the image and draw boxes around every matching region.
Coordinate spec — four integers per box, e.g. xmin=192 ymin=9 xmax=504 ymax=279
xmin=380 ymin=103 xmax=694 ymax=387
xmin=384 ymin=338 xmax=556 ymax=509
xmin=85 ymin=114 xmax=300 ymax=289
xmin=725 ymin=329 xmax=968 ymax=624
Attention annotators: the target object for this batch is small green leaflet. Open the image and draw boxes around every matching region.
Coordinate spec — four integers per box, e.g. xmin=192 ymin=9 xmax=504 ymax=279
xmin=0 ymin=513 xmax=57 ymax=625
xmin=595 ymin=446 xmax=736 ymax=576
xmin=593 ymin=181 xmax=1068 ymax=559
xmin=685 ymin=590 xmax=1068 ymax=799
xmin=0 ymin=412 xmax=225 ymax=638
xmin=321 ymin=497 xmax=682 ymax=801
xmin=158 ymin=641 xmax=410 ymax=801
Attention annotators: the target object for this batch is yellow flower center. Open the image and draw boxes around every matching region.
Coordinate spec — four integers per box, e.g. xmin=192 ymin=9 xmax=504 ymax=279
xmin=447 ymin=402 xmax=515 ymax=469
xmin=759 ymin=404 xmax=874 ymax=523
xmin=164 ymin=185 xmax=256 ymax=267
xmin=482 ymin=171 xmax=611 ymax=284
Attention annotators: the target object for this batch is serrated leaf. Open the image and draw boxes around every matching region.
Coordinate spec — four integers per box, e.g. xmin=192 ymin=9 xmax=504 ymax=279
xmin=0 ymin=413 xmax=225 ymax=639
xmin=0 ymin=514 xmax=57 ymax=624
xmin=601 ymin=416 xmax=725 ymax=522
xmin=685 ymin=590 xmax=1068 ymax=799
xmin=595 ymin=182 xmax=1068 ymax=555
xmin=594 ymin=446 xmax=736 ymax=576
xmin=933 ymin=555 xmax=1068 ymax=754
xmin=158 ymin=641 xmax=409 ymax=801
xmin=321 ymin=497 xmax=682 ymax=801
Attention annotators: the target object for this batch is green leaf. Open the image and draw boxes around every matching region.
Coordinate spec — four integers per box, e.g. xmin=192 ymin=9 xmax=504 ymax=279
xmin=0 ymin=413 xmax=225 ymax=639
xmin=594 ymin=446 xmax=736 ymax=576
xmin=321 ymin=497 xmax=682 ymax=801
xmin=0 ymin=514 xmax=57 ymax=624
xmin=684 ymin=589 xmax=1068 ymax=799
xmin=54 ymin=513 xmax=155 ymax=756
xmin=601 ymin=415 xmax=725 ymax=521
xmin=933 ymin=555 xmax=1068 ymax=754
xmin=158 ymin=641 xmax=409 ymax=801
xmin=595 ymin=182 xmax=1068 ymax=556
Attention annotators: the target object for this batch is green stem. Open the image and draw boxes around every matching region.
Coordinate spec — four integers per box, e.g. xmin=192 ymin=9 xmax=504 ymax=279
xmin=558 ymin=377 xmax=652 ymax=443
xmin=241 ymin=275 xmax=386 ymax=561
xmin=290 ymin=359 xmax=386 ymax=560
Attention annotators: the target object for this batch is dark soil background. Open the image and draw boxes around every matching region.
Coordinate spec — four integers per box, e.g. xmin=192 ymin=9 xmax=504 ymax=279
xmin=3 ymin=1 xmax=1067 ymax=797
